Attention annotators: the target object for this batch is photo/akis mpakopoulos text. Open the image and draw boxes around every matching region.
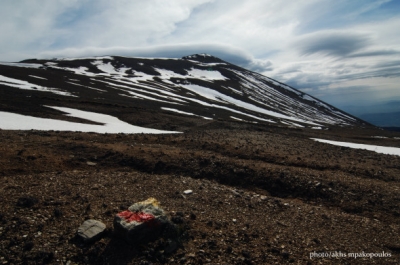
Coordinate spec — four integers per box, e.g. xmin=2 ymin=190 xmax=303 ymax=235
xmin=309 ymin=251 xmax=392 ymax=259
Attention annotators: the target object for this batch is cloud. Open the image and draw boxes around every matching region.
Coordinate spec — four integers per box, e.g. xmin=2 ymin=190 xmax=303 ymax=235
xmin=274 ymin=63 xmax=304 ymax=75
xmin=247 ymin=59 xmax=273 ymax=72
xmin=374 ymin=60 xmax=400 ymax=68
xmin=348 ymin=49 xmax=400 ymax=58
xmin=274 ymin=60 xmax=400 ymax=95
xmin=0 ymin=0 xmax=214 ymax=60
xmin=296 ymin=31 xmax=370 ymax=57
xmin=0 ymin=1 xmax=78 ymax=55
xmin=282 ymin=73 xmax=332 ymax=91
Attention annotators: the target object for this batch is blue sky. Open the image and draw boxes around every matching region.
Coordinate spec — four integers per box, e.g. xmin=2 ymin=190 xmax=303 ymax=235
xmin=1 ymin=0 xmax=399 ymax=117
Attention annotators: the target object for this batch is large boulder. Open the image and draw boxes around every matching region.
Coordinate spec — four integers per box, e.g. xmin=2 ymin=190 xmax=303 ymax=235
xmin=113 ymin=198 xmax=170 ymax=244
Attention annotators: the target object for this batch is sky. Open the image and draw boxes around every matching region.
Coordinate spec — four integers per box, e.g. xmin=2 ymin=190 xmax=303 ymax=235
xmin=1 ymin=0 xmax=399 ymax=118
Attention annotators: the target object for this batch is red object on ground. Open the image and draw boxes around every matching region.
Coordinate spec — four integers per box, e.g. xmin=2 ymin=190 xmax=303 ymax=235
xmin=117 ymin=211 xmax=155 ymax=223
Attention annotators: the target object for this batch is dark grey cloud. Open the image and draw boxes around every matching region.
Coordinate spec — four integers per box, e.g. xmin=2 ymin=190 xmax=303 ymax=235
xmin=374 ymin=60 xmax=400 ymax=68
xmin=275 ymin=64 xmax=303 ymax=75
xmin=278 ymin=73 xmax=332 ymax=90
xmin=348 ymin=49 xmax=400 ymax=58
xmin=247 ymin=60 xmax=273 ymax=72
xmin=297 ymin=32 xmax=370 ymax=57
xmin=285 ymin=79 xmax=331 ymax=91
xmin=337 ymin=66 xmax=400 ymax=80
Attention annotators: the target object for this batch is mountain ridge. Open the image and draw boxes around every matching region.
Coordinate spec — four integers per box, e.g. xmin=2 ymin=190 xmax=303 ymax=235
xmin=0 ymin=54 xmax=369 ymax=132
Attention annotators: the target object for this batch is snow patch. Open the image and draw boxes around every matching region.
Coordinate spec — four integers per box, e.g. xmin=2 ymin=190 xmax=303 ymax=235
xmin=230 ymin=116 xmax=245 ymax=122
xmin=28 ymin=75 xmax=47 ymax=80
xmin=65 ymin=82 xmax=107 ymax=92
xmin=154 ymin=67 xmax=227 ymax=81
xmin=0 ymin=62 xmax=43 ymax=68
xmin=281 ymin=121 xmax=305 ymax=128
xmin=57 ymin=56 xmax=114 ymax=61
xmin=92 ymin=61 xmax=121 ymax=75
xmin=162 ymin=107 xmax=212 ymax=120
xmin=186 ymin=68 xmax=227 ymax=80
xmin=0 ymin=75 xmax=75 ymax=97
xmin=181 ymin=84 xmax=317 ymax=125
xmin=311 ymin=138 xmax=400 ymax=156
xmin=0 ymin=106 xmax=180 ymax=134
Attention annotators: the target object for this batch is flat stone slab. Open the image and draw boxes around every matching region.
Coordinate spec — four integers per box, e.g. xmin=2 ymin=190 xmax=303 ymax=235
xmin=77 ymin=219 xmax=106 ymax=243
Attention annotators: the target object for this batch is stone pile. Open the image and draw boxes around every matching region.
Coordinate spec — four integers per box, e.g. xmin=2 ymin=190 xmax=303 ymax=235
xmin=113 ymin=198 xmax=172 ymax=244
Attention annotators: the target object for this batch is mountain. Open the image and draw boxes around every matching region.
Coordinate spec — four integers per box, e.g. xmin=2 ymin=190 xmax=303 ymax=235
xmin=0 ymin=54 xmax=367 ymax=132
xmin=359 ymin=111 xmax=400 ymax=127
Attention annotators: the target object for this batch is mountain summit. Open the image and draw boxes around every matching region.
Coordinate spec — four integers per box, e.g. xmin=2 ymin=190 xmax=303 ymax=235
xmin=0 ymin=54 xmax=366 ymax=132
xmin=182 ymin=53 xmax=226 ymax=63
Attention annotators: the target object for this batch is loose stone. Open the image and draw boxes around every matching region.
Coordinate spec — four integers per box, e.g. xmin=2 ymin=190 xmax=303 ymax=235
xmin=77 ymin=219 xmax=106 ymax=243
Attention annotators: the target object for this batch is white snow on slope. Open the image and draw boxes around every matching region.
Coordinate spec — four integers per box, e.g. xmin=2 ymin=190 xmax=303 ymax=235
xmin=29 ymin=75 xmax=47 ymax=80
xmin=65 ymin=82 xmax=107 ymax=92
xmin=177 ymin=95 xmax=277 ymax=123
xmin=230 ymin=116 xmax=246 ymax=122
xmin=92 ymin=61 xmax=130 ymax=75
xmin=97 ymin=80 xmax=184 ymax=104
xmin=186 ymin=68 xmax=227 ymax=80
xmin=154 ymin=68 xmax=183 ymax=80
xmin=0 ymin=106 xmax=180 ymax=134
xmin=181 ymin=84 xmax=225 ymax=102
xmin=142 ymin=67 xmax=224 ymax=82
xmin=161 ymin=107 xmax=212 ymax=120
xmin=123 ymin=73 xmax=154 ymax=83
xmin=281 ymin=121 xmax=305 ymax=128
xmin=229 ymin=69 xmax=353 ymax=125
xmin=311 ymin=138 xmax=400 ymax=156
xmin=118 ymin=81 xmax=186 ymax=102
xmin=73 ymin=60 xmax=227 ymax=82
xmin=57 ymin=56 xmax=114 ymax=61
xmin=0 ymin=75 xmax=75 ymax=97
xmin=0 ymin=62 xmax=43 ymax=68
xmin=181 ymin=84 xmax=319 ymax=125
xmin=186 ymin=60 xmax=227 ymax=66
xmin=125 ymin=90 xmax=178 ymax=104
xmin=153 ymin=67 xmax=227 ymax=81
xmin=302 ymin=94 xmax=356 ymax=121
xmin=92 ymin=61 xmax=120 ymax=75
xmin=265 ymin=77 xmax=302 ymax=96
xmin=60 ymin=66 xmax=98 ymax=77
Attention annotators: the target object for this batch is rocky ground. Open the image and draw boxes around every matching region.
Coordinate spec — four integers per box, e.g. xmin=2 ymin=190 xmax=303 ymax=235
xmin=0 ymin=122 xmax=400 ymax=264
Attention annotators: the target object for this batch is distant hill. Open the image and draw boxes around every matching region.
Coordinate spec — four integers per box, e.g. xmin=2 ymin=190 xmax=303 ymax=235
xmin=360 ymin=112 xmax=400 ymax=127
xmin=382 ymin=126 xmax=400 ymax=132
